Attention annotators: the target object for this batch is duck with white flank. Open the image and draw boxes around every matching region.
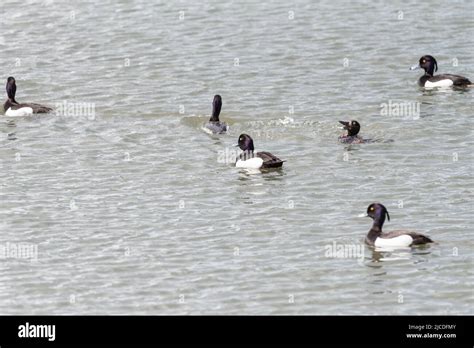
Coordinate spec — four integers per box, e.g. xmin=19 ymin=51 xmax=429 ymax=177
xmin=365 ymin=203 xmax=434 ymax=248
xmin=235 ymin=134 xmax=284 ymax=169
xmin=3 ymin=77 xmax=53 ymax=116
xmin=203 ymin=95 xmax=228 ymax=134
xmin=410 ymin=55 xmax=472 ymax=88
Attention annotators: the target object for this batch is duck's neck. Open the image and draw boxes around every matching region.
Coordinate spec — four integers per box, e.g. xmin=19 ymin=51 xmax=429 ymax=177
xmin=4 ymin=99 xmax=16 ymax=109
xmin=367 ymin=225 xmax=381 ymax=243
xmin=348 ymin=130 xmax=358 ymax=137
xmin=424 ymin=67 xmax=435 ymax=77
xmin=210 ymin=103 xmax=221 ymax=122
xmin=239 ymin=148 xmax=255 ymax=160
xmin=367 ymin=214 xmax=385 ymax=242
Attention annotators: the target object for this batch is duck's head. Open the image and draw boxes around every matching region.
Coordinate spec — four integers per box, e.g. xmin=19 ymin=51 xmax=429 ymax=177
xmin=411 ymin=55 xmax=438 ymax=76
xmin=237 ymin=134 xmax=255 ymax=152
xmin=6 ymin=76 xmax=16 ymax=101
xmin=339 ymin=120 xmax=360 ymax=136
xmin=366 ymin=203 xmax=390 ymax=224
xmin=210 ymin=94 xmax=222 ymax=121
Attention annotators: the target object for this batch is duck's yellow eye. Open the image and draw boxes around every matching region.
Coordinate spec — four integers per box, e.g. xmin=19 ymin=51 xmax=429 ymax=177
xmin=370 ymin=207 xmax=374 ymax=211
xmin=422 ymin=60 xmax=425 ymax=63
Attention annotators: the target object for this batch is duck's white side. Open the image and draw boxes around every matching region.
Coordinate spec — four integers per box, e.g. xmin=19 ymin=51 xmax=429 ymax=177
xmin=236 ymin=157 xmax=263 ymax=169
xmin=5 ymin=107 xmax=34 ymax=117
xmin=374 ymin=234 xmax=413 ymax=248
xmin=201 ymin=125 xmax=214 ymax=135
xmin=425 ymin=79 xmax=453 ymax=88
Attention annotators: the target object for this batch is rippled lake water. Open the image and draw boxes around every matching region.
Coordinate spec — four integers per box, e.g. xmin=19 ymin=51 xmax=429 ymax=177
xmin=0 ymin=0 xmax=473 ymax=314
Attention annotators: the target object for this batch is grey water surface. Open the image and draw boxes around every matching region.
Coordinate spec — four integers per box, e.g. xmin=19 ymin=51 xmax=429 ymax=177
xmin=0 ymin=0 xmax=473 ymax=314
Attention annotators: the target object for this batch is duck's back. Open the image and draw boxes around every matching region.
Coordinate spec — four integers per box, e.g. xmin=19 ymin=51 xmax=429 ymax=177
xmin=256 ymin=151 xmax=284 ymax=168
xmin=21 ymin=103 xmax=53 ymax=113
xmin=203 ymin=121 xmax=227 ymax=134
xmin=421 ymin=74 xmax=471 ymax=87
xmin=4 ymin=100 xmax=52 ymax=114
xmin=338 ymin=135 xmax=365 ymax=144
xmin=380 ymin=230 xmax=433 ymax=246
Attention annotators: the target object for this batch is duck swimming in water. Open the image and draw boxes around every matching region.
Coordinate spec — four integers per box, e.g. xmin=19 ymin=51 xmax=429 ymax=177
xmin=202 ymin=95 xmax=228 ymax=134
xmin=410 ymin=55 xmax=472 ymax=88
xmin=235 ymin=134 xmax=284 ymax=169
xmin=3 ymin=77 xmax=53 ymax=116
xmin=338 ymin=120 xmax=367 ymax=144
xmin=365 ymin=203 xmax=434 ymax=248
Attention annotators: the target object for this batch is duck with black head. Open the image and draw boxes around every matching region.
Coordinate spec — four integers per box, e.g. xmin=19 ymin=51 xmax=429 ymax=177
xmin=202 ymin=95 xmax=228 ymax=134
xmin=410 ymin=55 xmax=472 ymax=88
xmin=338 ymin=120 xmax=367 ymax=144
xmin=235 ymin=134 xmax=284 ymax=169
xmin=3 ymin=77 xmax=53 ymax=116
xmin=365 ymin=203 xmax=434 ymax=248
